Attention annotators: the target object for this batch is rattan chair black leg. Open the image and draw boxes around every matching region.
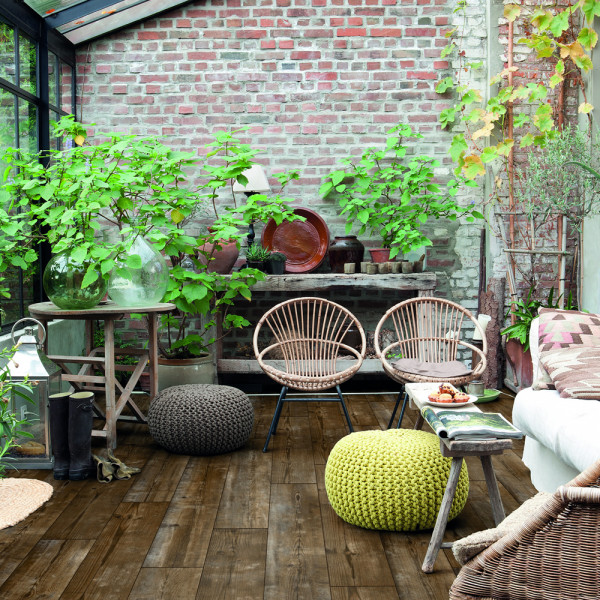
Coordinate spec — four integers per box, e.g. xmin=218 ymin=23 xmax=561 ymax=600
xmin=263 ymin=386 xmax=288 ymax=453
xmin=395 ymin=391 xmax=409 ymax=429
xmin=387 ymin=387 xmax=405 ymax=429
xmin=336 ymin=385 xmax=354 ymax=433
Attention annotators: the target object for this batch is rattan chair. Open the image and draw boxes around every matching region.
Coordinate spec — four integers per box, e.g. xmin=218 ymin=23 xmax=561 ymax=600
xmin=450 ymin=458 xmax=600 ymax=600
xmin=253 ymin=297 xmax=366 ymax=452
xmin=374 ymin=297 xmax=487 ymax=428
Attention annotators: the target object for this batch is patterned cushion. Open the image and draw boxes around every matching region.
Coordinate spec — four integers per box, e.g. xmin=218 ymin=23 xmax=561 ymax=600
xmin=538 ymin=308 xmax=600 ymax=352
xmin=534 ymin=309 xmax=600 ymax=391
xmin=324 ymin=429 xmax=469 ymax=531
xmin=540 ymin=346 xmax=600 ymax=399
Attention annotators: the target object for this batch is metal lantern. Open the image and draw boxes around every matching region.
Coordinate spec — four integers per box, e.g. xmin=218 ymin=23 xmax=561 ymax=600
xmin=4 ymin=318 xmax=62 ymax=469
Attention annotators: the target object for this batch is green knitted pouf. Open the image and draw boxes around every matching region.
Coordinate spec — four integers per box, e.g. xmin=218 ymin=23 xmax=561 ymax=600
xmin=325 ymin=429 xmax=469 ymax=531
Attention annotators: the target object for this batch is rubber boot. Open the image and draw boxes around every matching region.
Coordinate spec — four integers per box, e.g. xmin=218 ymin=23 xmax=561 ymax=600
xmin=49 ymin=392 xmax=71 ymax=480
xmin=68 ymin=392 xmax=96 ymax=481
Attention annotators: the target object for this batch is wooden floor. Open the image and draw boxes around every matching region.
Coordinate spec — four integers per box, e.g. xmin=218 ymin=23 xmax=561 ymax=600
xmin=0 ymin=390 xmax=536 ymax=600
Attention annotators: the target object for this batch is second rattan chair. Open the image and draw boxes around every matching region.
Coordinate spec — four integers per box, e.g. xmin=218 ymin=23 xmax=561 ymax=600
xmin=253 ymin=297 xmax=366 ymax=452
xmin=375 ymin=296 xmax=487 ymax=428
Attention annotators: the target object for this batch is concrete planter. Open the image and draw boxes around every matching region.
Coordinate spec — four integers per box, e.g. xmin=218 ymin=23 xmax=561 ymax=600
xmin=157 ymin=353 xmax=216 ymax=391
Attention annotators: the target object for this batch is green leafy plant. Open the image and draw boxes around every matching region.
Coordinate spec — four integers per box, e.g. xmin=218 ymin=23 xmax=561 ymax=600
xmin=502 ymin=287 xmax=578 ymax=351
xmin=245 ymin=245 xmax=272 ymax=262
xmin=320 ymin=123 xmax=482 ymax=259
xmin=0 ymin=347 xmax=34 ymax=478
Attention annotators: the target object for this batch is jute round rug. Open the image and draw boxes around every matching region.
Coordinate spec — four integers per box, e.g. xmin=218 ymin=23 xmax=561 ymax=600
xmin=0 ymin=478 xmax=53 ymax=530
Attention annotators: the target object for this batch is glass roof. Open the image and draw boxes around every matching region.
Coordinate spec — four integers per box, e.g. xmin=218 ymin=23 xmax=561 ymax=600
xmin=23 ymin=0 xmax=192 ymax=44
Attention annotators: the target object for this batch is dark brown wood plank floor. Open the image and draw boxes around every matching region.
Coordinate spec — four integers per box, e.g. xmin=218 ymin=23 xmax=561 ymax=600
xmin=0 ymin=389 xmax=535 ymax=600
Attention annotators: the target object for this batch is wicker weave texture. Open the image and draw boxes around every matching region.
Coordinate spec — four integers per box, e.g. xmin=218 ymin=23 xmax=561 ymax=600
xmin=450 ymin=459 xmax=600 ymax=600
xmin=253 ymin=297 xmax=366 ymax=391
xmin=148 ymin=384 xmax=254 ymax=456
xmin=325 ymin=429 xmax=469 ymax=531
xmin=374 ymin=297 xmax=487 ymax=386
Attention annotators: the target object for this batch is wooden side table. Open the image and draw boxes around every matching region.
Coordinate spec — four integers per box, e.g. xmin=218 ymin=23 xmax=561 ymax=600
xmin=28 ymin=301 xmax=175 ymax=450
xmin=404 ymin=382 xmax=513 ymax=573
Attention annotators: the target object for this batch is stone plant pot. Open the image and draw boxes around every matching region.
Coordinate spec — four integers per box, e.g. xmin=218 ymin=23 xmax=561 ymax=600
xmin=368 ymin=248 xmax=393 ymax=263
xmin=157 ymin=353 xmax=216 ymax=392
xmin=198 ymin=234 xmax=239 ymax=274
xmin=267 ymin=259 xmax=286 ymax=274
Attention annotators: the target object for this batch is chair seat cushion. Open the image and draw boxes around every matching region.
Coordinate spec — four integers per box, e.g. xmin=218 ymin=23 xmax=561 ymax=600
xmin=392 ymin=358 xmax=471 ymax=378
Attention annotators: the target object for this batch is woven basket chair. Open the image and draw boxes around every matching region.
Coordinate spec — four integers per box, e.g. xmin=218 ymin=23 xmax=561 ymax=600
xmin=374 ymin=297 xmax=487 ymax=428
xmin=450 ymin=458 xmax=600 ymax=600
xmin=253 ymin=297 xmax=366 ymax=452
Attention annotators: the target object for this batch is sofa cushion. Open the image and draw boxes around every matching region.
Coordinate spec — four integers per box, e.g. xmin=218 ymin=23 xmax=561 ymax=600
xmin=538 ymin=308 xmax=600 ymax=352
xmin=541 ymin=346 xmax=600 ymax=399
xmin=391 ymin=358 xmax=471 ymax=378
xmin=512 ymin=386 xmax=600 ymax=474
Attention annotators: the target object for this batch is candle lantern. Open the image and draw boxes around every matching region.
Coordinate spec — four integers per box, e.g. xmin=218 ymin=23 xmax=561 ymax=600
xmin=3 ymin=318 xmax=62 ymax=469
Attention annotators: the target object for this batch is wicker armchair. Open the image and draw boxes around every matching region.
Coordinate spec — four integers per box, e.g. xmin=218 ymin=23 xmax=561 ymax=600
xmin=450 ymin=458 xmax=600 ymax=600
xmin=253 ymin=297 xmax=366 ymax=452
xmin=374 ymin=297 xmax=487 ymax=428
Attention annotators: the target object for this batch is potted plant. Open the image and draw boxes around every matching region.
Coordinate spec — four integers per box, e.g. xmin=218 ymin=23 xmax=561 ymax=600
xmin=245 ymin=245 xmax=272 ymax=272
xmin=320 ymin=122 xmax=482 ymax=261
xmin=267 ymin=251 xmax=287 ymax=275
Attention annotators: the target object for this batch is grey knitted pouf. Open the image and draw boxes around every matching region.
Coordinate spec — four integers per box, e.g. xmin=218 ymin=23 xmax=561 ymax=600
xmin=148 ymin=384 xmax=254 ymax=455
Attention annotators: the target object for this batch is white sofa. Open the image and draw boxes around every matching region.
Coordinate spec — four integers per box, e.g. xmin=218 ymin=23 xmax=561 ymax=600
xmin=512 ymin=317 xmax=600 ymax=492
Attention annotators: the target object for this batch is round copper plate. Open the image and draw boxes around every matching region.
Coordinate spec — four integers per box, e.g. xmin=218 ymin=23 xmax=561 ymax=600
xmin=261 ymin=208 xmax=330 ymax=273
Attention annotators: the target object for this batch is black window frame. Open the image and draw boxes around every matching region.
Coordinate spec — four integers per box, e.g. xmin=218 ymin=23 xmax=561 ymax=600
xmin=0 ymin=0 xmax=76 ymax=332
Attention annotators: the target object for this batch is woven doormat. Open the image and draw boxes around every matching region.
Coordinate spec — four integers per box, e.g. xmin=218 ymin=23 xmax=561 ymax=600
xmin=0 ymin=478 xmax=53 ymax=530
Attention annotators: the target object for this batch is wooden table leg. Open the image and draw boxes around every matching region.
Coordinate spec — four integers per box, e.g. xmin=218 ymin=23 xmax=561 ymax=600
xmin=148 ymin=313 xmax=159 ymax=400
xmin=481 ymin=454 xmax=506 ymax=525
xmin=422 ymin=456 xmax=464 ymax=573
xmin=104 ymin=318 xmax=117 ymax=449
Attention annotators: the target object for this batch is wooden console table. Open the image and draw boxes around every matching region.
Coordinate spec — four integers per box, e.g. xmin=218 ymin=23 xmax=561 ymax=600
xmin=217 ymin=272 xmax=437 ymax=376
xmin=28 ymin=301 xmax=175 ymax=449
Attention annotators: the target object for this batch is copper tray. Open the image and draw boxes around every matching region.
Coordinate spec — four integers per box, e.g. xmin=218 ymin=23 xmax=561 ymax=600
xmin=261 ymin=208 xmax=330 ymax=274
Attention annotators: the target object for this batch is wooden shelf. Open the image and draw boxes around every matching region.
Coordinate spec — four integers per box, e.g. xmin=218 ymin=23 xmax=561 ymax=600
xmin=250 ymin=272 xmax=436 ymax=293
xmin=218 ymin=357 xmax=384 ymax=375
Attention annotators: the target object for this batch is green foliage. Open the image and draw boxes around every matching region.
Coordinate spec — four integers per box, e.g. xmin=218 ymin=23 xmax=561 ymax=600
xmin=0 ymin=347 xmax=34 ymax=478
xmin=501 ymin=287 xmax=578 ymax=350
xmin=245 ymin=245 xmax=272 ymax=262
xmin=516 ymin=127 xmax=600 ymax=232
xmin=320 ymin=123 xmax=483 ymax=259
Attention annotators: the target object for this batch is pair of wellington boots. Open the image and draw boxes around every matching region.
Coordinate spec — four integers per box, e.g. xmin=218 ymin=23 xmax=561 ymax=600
xmin=49 ymin=391 xmax=97 ymax=481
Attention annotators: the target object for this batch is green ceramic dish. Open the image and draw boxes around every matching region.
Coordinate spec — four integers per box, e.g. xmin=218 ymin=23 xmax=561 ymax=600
xmin=474 ymin=389 xmax=501 ymax=404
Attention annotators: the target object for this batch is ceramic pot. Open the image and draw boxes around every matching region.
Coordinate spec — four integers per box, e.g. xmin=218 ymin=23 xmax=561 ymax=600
xmin=43 ymin=252 xmax=108 ymax=310
xmin=329 ymin=236 xmax=365 ymax=273
xmin=267 ymin=259 xmax=286 ymax=275
xmin=247 ymin=260 xmax=267 ymax=272
xmin=369 ymin=248 xmax=394 ymax=263
xmin=157 ymin=353 xmax=215 ymax=391
xmin=108 ymin=235 xmax=169 ymax=307
xmin=198 ymin=233 xmax=239 ymax=274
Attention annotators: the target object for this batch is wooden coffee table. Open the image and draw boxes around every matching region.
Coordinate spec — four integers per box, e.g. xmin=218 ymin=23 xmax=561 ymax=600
xmin=404 ymin=382 xmax=513 ymax=573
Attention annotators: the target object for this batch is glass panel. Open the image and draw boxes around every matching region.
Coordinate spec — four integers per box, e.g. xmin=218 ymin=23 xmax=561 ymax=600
xmin=18 ymin=97 xmax=37 ymax=153
xmin=48 ymin=51 xmax=57 ymax=106
xmin=18 ymin=32 xmax=36 ymax=96
xmin=0 ymin=22 xmax=16 ymax=85
xmin=0 ymin=89 xmax=15 ymax=176
xmin=49 ymin=110 xmax=60 ymax=150
xmin=24 ymin=0 xmax=88 ymax=16
xmin=59 ymin=60 xmax=73 ymax=114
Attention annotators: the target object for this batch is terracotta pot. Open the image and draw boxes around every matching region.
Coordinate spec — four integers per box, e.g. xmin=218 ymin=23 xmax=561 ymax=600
xmin=199 ymin=233 xmax=239 ymax=274
xmin=369 ymin=248 xmax=394 ymax=263
xmin=329 ymin=236 xmax=365 ymax=273
xmin=505 ymin=338 xmax=533 ymax=390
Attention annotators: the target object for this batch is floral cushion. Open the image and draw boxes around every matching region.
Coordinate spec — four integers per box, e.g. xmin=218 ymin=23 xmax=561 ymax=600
xmin=540 ymin=346 xmax=600 ymax=399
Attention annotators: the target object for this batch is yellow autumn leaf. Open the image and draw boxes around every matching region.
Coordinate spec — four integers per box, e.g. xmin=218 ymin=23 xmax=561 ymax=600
xmin=74 ymin=135 xmax=85 ymax=146
xmin=472 ymin=122 xmax=494 ymax=140
xmin=579 ymin=102 xmax=594 ymax=114
xmin=504 ymin=4 xmax=521 ymax=22
xmin=560 ymin=41 xmax=585 ymax=61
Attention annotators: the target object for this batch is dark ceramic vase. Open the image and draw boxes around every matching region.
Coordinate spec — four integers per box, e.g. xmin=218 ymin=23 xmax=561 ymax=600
xmin=328 ymin=236 xmax=365 ymax=273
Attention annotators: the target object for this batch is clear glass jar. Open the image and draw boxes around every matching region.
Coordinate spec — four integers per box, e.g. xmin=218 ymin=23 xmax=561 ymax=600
xmin=107 ymin=234 xmax=169 ymax=307
xmin=43 ymin=252 xmax=107 ymax=310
